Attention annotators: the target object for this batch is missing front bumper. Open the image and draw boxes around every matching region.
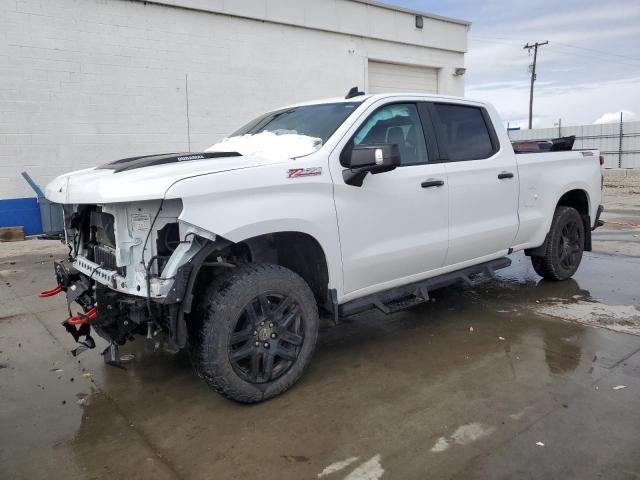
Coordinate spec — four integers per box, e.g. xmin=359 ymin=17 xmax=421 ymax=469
xmin=43 ymin=261 xmax=97 ymax=356
xmin=43 ymin=260 xmax=154 ymax=362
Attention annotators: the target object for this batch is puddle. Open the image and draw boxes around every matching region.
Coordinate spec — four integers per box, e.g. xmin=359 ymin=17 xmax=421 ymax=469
xmin=498 ymin=252 xmax=640 ymax=306
xmin=5 ymin=238 xmax=640 ymax=480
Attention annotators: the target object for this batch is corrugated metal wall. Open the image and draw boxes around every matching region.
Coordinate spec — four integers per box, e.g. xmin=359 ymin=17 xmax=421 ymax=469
xmin=509 ymin=121 xmax=640 ymax=169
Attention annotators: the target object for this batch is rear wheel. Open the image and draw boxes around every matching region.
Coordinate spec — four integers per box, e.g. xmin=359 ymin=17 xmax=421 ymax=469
xmin=191 ymin=263 xmax=318 ymax=403
xmin=531 ymin=206 xmax=585 ymax=281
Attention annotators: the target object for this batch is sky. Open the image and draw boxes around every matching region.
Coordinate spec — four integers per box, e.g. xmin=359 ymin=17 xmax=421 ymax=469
xmin=384 ymin=0 xmax=640 ymax=128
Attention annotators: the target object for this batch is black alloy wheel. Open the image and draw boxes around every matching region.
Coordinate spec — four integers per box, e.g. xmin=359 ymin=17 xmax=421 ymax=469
xmin=191 ymin=263 xmax=319 ymax=403
xmin=531 ymin=206 xmax=585 ymax=281
xmin=558 ymin=219 xmax=583 ymax=271
xmin=228 ymin=293 xmax=304 ymax=384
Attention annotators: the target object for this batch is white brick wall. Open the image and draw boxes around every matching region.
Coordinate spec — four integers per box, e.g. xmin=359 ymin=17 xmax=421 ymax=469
xmin=0 ymin=0 xmax=466 ymax=199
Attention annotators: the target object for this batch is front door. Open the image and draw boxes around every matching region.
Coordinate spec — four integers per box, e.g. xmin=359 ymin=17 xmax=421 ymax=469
xmin=330 ymin=102 xmax=449 ymax=297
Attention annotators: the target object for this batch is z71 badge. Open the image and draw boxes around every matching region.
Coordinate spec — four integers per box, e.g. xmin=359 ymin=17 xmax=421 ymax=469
xmin=287 ymin=167 xmax=322 ymax=178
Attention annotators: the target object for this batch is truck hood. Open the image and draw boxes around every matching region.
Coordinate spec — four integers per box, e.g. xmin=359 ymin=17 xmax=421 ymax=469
xmin=45 ymin=152 xmax=287 ymax=204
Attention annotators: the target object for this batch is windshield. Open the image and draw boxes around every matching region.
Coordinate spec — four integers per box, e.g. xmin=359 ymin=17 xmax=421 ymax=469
xmin=206 ymin=101 xmax=362 ymax=160
xmin=230 ymin=102 xmax=361 ymax=142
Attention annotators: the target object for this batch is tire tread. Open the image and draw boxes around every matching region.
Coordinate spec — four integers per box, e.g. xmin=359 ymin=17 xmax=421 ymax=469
xmin=531 ymin=206 xmax=584 ymax=281
xmin=191 ymin=263 xmax=318 ymax=403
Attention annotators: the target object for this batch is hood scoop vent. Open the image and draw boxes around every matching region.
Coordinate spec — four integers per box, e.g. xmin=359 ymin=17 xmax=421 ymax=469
xmin=98 ymin=151 xmax=241 ymax=173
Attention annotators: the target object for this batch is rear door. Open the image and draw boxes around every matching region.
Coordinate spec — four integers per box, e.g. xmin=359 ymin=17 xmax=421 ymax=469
xmin=427 ymin=102 xmax=519 ymax=266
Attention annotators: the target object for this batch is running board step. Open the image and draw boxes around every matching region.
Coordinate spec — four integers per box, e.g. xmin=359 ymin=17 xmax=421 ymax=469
xmin=383 ymin=292 xmax=429 ymax=314
xmin=338 ymin=257 xmax=511 ymax=318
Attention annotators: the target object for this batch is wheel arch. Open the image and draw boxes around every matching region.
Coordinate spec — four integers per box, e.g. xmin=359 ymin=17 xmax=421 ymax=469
xmin=186 ymin=230 xmax=332 ymax=311
xmin=556 ymin=188 xmax=592 ymax=252
xmin=239 ymin=231 xmax=331 ymax=307
xmin=557 ymin=188 xmax=590 ymax=218
xmin=525 ymin=187 xmax=592 ymax=257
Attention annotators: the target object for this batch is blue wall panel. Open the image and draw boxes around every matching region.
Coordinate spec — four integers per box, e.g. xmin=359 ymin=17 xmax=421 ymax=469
xmin=0 ymin=197 xmax=43 ymax=236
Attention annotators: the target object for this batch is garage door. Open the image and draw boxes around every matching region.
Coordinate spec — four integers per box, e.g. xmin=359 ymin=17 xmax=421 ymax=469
xmin=368 ymin=61 xmax=438 ymax=94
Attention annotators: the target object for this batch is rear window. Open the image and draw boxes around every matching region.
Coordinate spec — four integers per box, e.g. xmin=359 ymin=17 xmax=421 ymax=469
xmin=432 ymin=104 xmax=496 ymax=161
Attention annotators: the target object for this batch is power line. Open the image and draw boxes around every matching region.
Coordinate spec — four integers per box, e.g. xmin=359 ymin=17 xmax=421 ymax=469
xmin=551 ymin=41 xmax=640 ymax=63
xmin=469 ymin=36 xmax=640 ymax=68
xmin=470 ymin=34 xmax=640 ymax=65
xmin=548 ymin=46 xmax=640 ymax=68
xmin=524 ymin=41 xmax=548 ymax=129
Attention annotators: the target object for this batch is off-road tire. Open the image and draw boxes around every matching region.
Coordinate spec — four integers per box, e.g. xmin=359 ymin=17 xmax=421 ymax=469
xmin=191 ymin=263 xmax=319 ymax=403
xmin=188 ymin=270 xmax=227 ymax=379
xmin=531 ymin=206 xmax=585 ymax=281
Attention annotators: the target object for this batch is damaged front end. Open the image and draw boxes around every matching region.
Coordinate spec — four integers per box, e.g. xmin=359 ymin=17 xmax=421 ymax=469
xmin=42 ymin=199 xmax=224 ymax=365
xmin=42 ymin=261 xmax=97 ymax=357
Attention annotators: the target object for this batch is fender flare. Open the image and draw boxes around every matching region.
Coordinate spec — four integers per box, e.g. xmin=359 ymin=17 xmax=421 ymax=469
xmin=164 ymin=236 xmax=232 ymax=347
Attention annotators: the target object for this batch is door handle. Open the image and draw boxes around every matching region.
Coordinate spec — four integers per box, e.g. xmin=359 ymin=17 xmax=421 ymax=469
xmin=421 ymin=179 xmax=445 ymax=188
xmin=498 ymin=171 xmax=514 ymax=179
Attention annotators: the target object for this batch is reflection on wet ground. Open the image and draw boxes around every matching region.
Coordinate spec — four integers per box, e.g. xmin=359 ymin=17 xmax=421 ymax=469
xmin=1 ymin=246 xmax=640 ymax=480
xmin=496 ymin=250 xmax=640 ymax=305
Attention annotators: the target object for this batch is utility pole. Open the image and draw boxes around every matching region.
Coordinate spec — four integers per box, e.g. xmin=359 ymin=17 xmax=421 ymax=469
xmin=523 ymin=41 xmax=548 ymax=129
xmin=554 ymin=118 xmax=562 ymax=137
xmin=619 ymin=111 xmax=623 ymax=168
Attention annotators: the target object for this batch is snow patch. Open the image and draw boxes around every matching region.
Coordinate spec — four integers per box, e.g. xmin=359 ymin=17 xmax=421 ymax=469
xmin=450 ymin=422 xmax=496 ymax=444
xmin=509 ymin=410 xmax=526 ymax=421
xmin=430 ymin=423 xmax=496 ymax=453
xmin=344 ymin=455 xmax=384 ymax=480
xmin=206 ymin=131 xmax=322 ymax=161
xmin=536 ymin=300 xmax=640 ymax=335
xmin=318 ymin=457 xmax=360 ymax=478
xmin=430 ymin=437 xmax=450 ymax=452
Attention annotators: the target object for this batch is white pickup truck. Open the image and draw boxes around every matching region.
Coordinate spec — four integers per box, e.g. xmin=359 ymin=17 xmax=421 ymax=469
xmin=44 ymin=91 xmax=603 ymax=403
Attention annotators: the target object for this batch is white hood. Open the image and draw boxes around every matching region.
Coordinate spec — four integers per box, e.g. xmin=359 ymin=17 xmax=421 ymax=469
xmin=45 ymin=154 xmax=286 ymax=204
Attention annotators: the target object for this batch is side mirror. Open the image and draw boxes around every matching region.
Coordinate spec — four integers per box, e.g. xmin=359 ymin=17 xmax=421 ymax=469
xmin=342 ymin=144 xmax=401 ymax=187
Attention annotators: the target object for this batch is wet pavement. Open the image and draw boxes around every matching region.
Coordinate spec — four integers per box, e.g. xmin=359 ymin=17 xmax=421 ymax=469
xmin=1 ymin=241 xmax=640 ymax=480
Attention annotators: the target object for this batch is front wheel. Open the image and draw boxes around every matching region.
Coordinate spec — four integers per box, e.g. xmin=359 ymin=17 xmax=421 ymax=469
xmin=531 ymin=206 xmax=585 ymax=281
xmin=191 ymin=264 xmax=319 ymax=403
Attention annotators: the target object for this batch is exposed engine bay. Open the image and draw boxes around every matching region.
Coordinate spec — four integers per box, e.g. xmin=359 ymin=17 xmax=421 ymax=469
xmin=43 ymin=199 xmax=231 ymax=364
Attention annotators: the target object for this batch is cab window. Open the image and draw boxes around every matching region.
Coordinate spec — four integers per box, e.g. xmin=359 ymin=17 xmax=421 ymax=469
xmin=353 ymin=103 xmax=428 ymax=166
xmin=431 ymin=104 xmax=497 ymax=161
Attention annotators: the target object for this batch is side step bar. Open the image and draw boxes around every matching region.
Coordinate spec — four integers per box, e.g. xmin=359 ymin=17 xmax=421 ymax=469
xmin=338 ymin=257 xmax=511 ymax=318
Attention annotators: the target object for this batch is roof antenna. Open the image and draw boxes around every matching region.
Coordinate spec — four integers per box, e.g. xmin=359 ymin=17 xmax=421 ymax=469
xmin=345 ymin=86 xmax=365 ymax=99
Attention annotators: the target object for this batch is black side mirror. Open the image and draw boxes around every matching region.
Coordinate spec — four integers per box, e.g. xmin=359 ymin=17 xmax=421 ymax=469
xmin=342 ymin=144 xmax=401 ymax=187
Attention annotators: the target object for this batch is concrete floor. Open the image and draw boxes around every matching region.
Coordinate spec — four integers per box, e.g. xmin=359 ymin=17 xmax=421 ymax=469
xmin=594 ymin=175 xmax=640 ymax=257
xmin=1 ymin=190 xmax=640 ymax=479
